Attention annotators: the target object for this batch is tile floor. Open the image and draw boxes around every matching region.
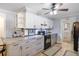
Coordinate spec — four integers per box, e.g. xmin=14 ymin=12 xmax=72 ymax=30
xmin=36 ymin=41 xmax=78 ymax=56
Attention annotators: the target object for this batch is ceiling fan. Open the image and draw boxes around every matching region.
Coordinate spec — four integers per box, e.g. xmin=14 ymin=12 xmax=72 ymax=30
xmin=42 ymin=3 xmax=68 ymax=15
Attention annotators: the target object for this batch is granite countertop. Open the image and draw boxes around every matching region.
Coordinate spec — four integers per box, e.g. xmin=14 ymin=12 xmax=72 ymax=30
xmin=1 ymin=34 xmax=57 ymax=45
xmin=1 ymin=35 xmax=43 ymax=45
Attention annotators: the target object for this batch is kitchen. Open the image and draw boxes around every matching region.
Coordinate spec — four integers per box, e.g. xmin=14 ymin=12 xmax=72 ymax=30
xmin=0 ymin=3 xmax=79 ymax=56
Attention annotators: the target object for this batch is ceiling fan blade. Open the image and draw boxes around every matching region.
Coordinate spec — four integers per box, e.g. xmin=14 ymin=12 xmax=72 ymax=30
xmin=42 ymin=8 xmax=50 ymax=10
xmin=58 ymin=9 xmax=68 ymax=11
xmin=44 ymin=12 xmax=49 ymax=14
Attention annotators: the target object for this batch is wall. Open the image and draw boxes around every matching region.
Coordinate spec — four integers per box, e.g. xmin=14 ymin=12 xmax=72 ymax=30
xmin=52 ymin=19 xmax=61 ymax=34
xmin=0 ymin=13 xmax=6 ymax=38
xmin=52 ymin=19 xmax=61 ymax=43
xmin=0 ymin=9 xmax=16 ymax=38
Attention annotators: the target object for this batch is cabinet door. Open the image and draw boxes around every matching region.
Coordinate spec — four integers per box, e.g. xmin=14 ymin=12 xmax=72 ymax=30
xmin=7 ymin=44 xmax=21 ymax=56
xmin=51 ymin=34 xmax=57 ymax=46
xmin=26 ymin=12 xmax=35 ymax=28
xmin=21 ymin=42 xmax=32 ymax=56
xmin=17 ymin=12 xmax=25 ymax=28
xmin=22 ymin=45 xmax=31 ymax=56
xmin=34 ymin=16 xmax=43 ymax=28
xmin=30 ymin=37 xmax=44 ymax=55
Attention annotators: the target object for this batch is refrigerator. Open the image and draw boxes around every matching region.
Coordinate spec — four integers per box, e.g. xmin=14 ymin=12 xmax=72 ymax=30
xmin=73 ymin=22 xmax=79 ymax=52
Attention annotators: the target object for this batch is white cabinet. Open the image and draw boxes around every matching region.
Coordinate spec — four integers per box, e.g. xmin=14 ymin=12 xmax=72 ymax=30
xmin=6 ymin=35 xmax=44 ymax=56
xmin=17 ymin=8 xmax=26 ymax=28
xmin=17 ymin=13 xmax=25 ymax=28
xmin=7 ymin=44 xmax=21 ymax=56
xmin=22 ymin=36 xmax=44 ymax=56
xmin=30 ymin=36 xmax=44 ymax=55
xmin=51 ymin=34 xmax=57 ymax=46
xmin=16 ymin=7 xmax=53 ymax=29
xmin=21 ymin=43 xmax=32 ymax=56
xmin=25 ymin=11 xmax=53 ymax=29
xmin=25 ymin=12 xmax=36 ymax=28
xmin=34 ymin=16 xmax=43 ymax=28
xmin=25 ymin=12 xmax=42 ymax=28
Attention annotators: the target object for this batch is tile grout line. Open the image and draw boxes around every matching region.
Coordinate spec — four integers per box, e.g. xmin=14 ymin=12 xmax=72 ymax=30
xmin=53 ymin=47 xmax=62 ymax=56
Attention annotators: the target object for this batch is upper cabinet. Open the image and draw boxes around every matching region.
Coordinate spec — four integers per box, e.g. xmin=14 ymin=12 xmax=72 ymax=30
xmin=17 ymin=7 xmax=26 ymax=28
xmin=17 ymin=7 xmax=53 ymax=29
xmin=25 ymin=12 xmax=36 ymax=28
xmin=25 ymin=12 xmax=53 ymax=29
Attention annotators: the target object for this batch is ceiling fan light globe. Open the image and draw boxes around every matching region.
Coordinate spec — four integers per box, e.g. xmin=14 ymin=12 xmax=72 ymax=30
xmin=49 ymin=11 xmax=53 ymax=15
xmin=54 ymin=10 xmax=57 ymax=15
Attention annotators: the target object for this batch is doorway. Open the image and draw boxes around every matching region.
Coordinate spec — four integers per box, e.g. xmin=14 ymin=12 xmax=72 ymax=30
xmin=62 ymin=20 xmax=73 ymax=43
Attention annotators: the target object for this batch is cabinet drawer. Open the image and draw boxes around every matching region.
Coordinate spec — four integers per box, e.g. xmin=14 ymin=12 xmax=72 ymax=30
xmin=30 ymin=39 xmax=44 ymax=47
xmin=30 ymin=45 xmax=43 ymax=55
xmin=22 ymin=46 xmax=31 ymax=56
xmin=7 ymin=44 xmax=21 ymax=56
xmin=35 ymin=45 xmax=43 ymax=52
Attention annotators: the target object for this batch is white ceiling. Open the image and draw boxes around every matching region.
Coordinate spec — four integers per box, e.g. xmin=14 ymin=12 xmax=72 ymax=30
xmin=0 ymin=3 xmax=79 ymax=19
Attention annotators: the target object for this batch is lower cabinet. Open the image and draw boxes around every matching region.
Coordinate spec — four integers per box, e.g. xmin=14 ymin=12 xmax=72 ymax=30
xmin=6 ymin=36 xmax=44 ymax=56
xmin=21 ymin=36 xmax=44 ymax=56
xmin=21 ymin=45 xmax=32 ymax=56
xmin=51 ymin=34 xmax=58 ymax=46
xmin=7 ymin=44 xmax=21 ymax=56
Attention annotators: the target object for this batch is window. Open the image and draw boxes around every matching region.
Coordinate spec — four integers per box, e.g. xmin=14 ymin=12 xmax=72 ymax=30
xmin=64 ymin=23 xmax=70 ymax=30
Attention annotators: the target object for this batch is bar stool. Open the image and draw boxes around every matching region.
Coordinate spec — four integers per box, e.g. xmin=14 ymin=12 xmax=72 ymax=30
xmin=0 ymin=44 xmax=6 ymax=56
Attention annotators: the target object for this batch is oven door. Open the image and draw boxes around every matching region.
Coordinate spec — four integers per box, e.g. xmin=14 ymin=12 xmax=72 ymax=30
xmin=44 ymin=35 xmax=51 ymax=50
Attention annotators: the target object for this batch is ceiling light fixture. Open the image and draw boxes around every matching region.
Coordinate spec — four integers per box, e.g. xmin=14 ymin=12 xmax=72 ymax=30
xmin=50 ymin=10 xmax=57 ymax=15
xmin=54 ymin=10 xmax=57 ymax=15
xmin=49 ymin=11 xmax=53 ymax=15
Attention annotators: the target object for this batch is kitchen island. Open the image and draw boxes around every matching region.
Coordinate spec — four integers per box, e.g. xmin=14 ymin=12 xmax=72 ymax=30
xmin=1 ymin=35 xmax=44 ymax=56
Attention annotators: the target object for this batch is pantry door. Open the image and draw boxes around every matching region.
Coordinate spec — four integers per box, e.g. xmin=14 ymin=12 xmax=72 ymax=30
xmin=0 ymin=13 xmax=6 ymax=38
